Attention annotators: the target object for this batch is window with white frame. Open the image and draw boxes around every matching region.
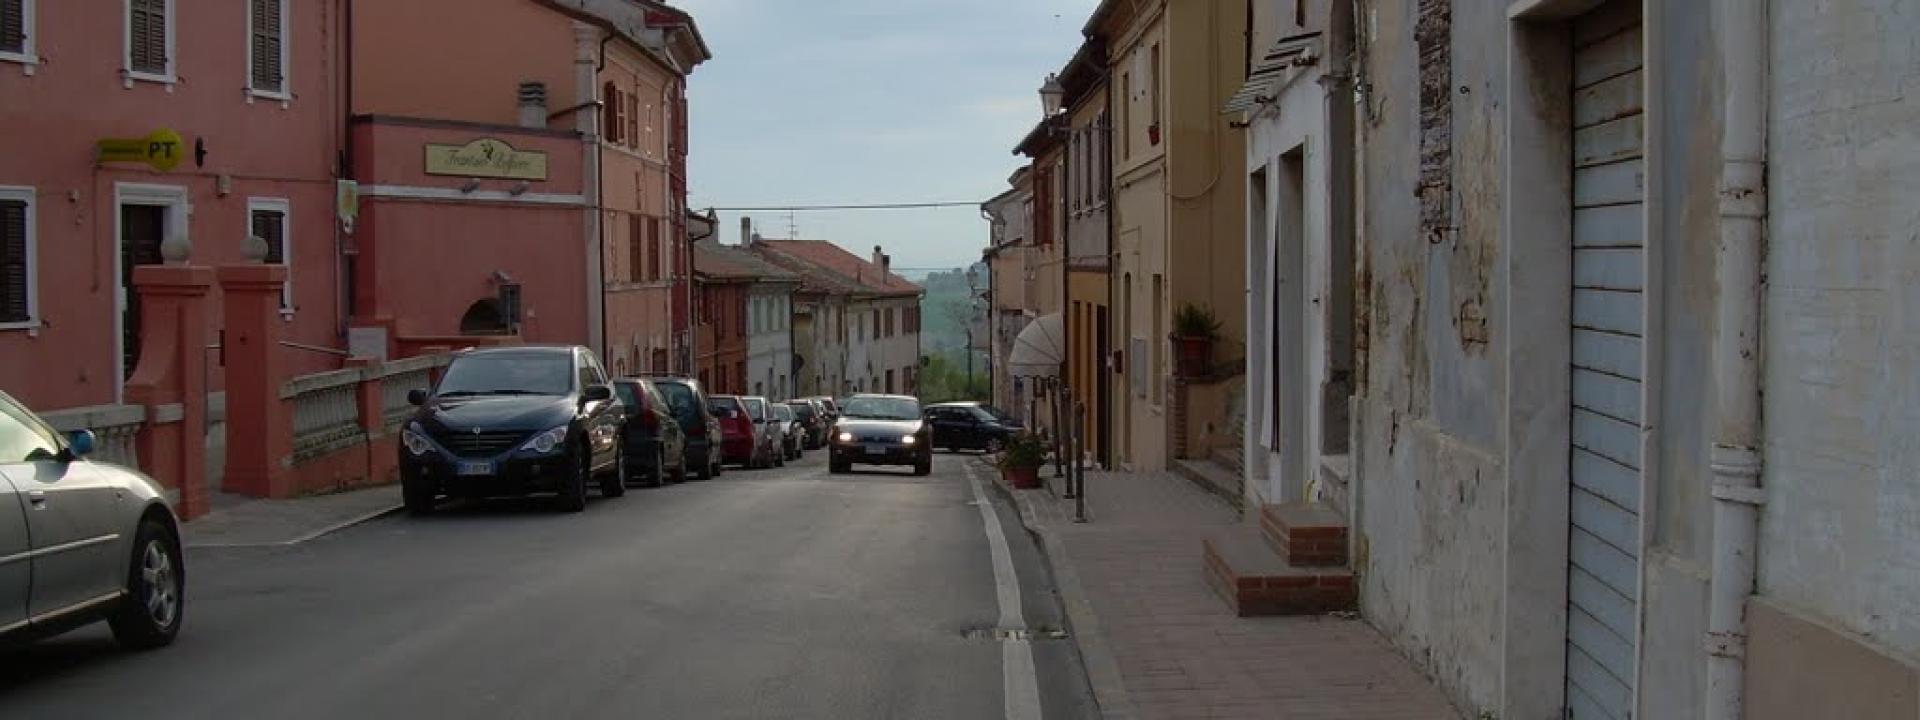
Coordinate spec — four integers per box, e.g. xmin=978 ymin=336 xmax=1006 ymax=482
xmin=1 ymin=0 xmax=34 ymax=66
xmin=248 ymin=0 xmax=288 ymax=97
xmin=126 ymin=0 xmax=174 ymax=82
xmin=248 ymin=198 xmax=292 ymax=311
xmin=0 ymin=186 xmax=35 ymax=327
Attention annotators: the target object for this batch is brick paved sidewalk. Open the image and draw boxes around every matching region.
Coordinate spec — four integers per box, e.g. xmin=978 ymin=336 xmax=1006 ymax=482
xmin=992 ymin=463 xmax=1460 ymax=720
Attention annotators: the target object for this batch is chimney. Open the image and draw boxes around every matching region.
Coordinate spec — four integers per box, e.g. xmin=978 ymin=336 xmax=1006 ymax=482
xmin=740 ymin=217 xmax=753 ymax=247
xmin=517 ymin=81 xmax=549 ymax=129
xmin=873 ymin=245 xmax=889 ymax=276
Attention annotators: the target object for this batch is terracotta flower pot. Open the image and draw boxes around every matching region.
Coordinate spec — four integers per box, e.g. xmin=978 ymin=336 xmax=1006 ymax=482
xmin=1173 ymin=335 xmax=1212 ymax=378
xmin=1003 ymin=465 xmax=1042 ymax=489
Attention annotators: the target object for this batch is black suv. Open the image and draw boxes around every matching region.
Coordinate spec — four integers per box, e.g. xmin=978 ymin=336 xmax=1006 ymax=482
xmin=399 ymin=346 xmax=625 ymax=513
xmin=640 ymin=375 xmax=723 ymax=480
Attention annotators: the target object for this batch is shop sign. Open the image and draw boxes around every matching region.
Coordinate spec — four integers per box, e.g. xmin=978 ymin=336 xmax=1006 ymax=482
xmin=97 ymin=128 xmax=186 ymax=172
xmin=424 ymin=138 xmax=548 ymax=181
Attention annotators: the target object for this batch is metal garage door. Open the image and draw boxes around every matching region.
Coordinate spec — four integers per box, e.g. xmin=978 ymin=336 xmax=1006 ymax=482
xmin=1567 ymin=2 xmax=1645 ymax=718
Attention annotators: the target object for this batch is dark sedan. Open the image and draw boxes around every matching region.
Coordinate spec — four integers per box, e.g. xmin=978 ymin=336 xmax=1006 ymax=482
xmin=399 ymin=346 xmax=625 ymax=513
xmin=828 ymin=394 xmax=932 ymax=476
xmin=614 ymin=377 xmax=686 ymax=487
xmin=924 ymin=401 xmax=1021 ymax=453
xmin=645 ymin=376 xmax=723 ymax=480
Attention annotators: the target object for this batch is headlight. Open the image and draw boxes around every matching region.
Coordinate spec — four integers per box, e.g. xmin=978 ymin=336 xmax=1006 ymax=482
xmin=901 ymin=435 xmax=916 ymax=445
xmin=402 ymin=423 xmax=433 ymax=456
xmin=837 ymin=431 xmax=855 ymax=443
xmin=521 ymin=426 xmax=569 ymax=454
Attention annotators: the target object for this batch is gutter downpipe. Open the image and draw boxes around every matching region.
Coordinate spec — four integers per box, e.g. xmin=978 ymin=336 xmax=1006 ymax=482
xmin=1704 ymin=0 xmax=1768 ymax=717
xmin=577 ymin=22 xmax=607 ymax=360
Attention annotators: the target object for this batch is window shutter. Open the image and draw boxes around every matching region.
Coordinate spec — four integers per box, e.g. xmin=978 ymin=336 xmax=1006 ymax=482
xmin=1 ymin=0 xmax=24 ymax=55
xmin=252 ymin=0 xmax=284 ymax=92
xmin=602 ymin=83 xmax=621 ymax=143
xmin=628 ymin=218 xmax=644 ymax=282
xmin=0 ymin=200 xmax=28 ymax=323
xmin=131 ymin=0 xmax=168 ymax=74
xmin=646 ymin=220 xmax=660 ymax=281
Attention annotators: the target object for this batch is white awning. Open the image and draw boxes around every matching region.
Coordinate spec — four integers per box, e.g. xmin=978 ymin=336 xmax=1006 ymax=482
xmin=1008 ymin=312 xmax=1064 ymax=378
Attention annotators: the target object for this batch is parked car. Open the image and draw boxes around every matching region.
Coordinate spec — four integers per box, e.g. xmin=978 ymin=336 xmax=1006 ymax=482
xmin=786 ymin=400 xmax=828 ymax=449
xmin=613 ymin=378 xmax=686 ymax=487
xmin=771 ymin=403 xmax=804 ymax=460
xmin=739 ymin=396 xmax=783 ymax=468
xmin=399 ymin=346 xmax=624 ymax=513
xmin=710 ymin=395 xmax=769 ymax=469
xmin=924 ymin=401 xmax=1022 ymax=453
xmin=799 ymin=396 xmax=839 ymax=425
xmin=829 ymin=394 xmax=932 ymax=476
xmin=645 ymin=376 xmax=723 ymax=480
xmin=0 ymin=390 xmax=184 ymax=649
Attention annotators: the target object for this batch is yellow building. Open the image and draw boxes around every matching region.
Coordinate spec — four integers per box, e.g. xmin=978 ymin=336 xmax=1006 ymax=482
xmin=1060 ymin=41 xmax=1113 ymax=467
xmin=1089 ymin=0 xmax=1247 ymax=471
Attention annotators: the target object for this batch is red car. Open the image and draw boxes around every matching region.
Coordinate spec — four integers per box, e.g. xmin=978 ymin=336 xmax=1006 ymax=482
xmin=708 ymin=395 xmax=758 ymax=467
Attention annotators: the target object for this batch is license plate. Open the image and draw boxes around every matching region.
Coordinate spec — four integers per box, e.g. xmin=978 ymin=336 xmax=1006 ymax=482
xmin=457 ymin=461 xmax=494 ymax=476
xmin=864 ymin=444 xmax=888 ymax=456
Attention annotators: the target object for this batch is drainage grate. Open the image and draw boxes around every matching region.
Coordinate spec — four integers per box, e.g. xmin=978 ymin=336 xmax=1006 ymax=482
xmin=961 ymin=627 xmax=1070 ymax=642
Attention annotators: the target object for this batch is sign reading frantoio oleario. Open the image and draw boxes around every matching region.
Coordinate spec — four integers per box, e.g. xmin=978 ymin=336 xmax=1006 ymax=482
xmin=424 ymin=138 xmax=549 ymax=181
xmin=97 ymin=128 xmax=186 ymax=172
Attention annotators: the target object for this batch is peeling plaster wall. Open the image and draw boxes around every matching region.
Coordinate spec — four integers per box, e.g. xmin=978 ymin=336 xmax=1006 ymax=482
xmin=1353 ymin=0 xmax=1507 ymax=712
xmin=1760 ymin=0 xmax=1920 ymax=661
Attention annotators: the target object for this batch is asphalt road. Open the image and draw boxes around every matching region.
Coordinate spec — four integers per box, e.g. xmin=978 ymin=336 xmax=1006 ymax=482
xmin=0 ymin=449 xmax=1097 ymax=719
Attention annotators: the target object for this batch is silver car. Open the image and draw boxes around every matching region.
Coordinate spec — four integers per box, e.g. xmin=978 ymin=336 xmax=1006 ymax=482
xmin=0 ymin=391 xmax=184 ymax=648
xmin=739 ymin=396 xmax=785 ymax=468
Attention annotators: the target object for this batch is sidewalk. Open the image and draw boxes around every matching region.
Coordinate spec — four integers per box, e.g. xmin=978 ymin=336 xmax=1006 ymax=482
xmin=992 ymin=462 xmax=1460 ymax=720
xmin=182 ymin=485 xmax=402 ymax=548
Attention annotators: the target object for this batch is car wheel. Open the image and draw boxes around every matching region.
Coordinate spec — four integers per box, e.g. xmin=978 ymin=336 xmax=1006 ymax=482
xmin=601 ymin=447 xmax=627 ymax=498
xmin=829 ymin=458 xmax=849 ymax=474
xmin=914 ymin=458 xmax=932 ymax=476
xmin=557 ymin=442 xmax=589 ymax=513
xmin=694 ymin=448 xmax=712 ymax=480
xmin=674 ymin=451 xmax=688 ymax=483
xmin=109 ymin=518 xmax=184 ymax=650
xmin=775 ymin=448 xmax=785 ymax=467
xmin=649 ymin=448 xmax=667 ymax=487
xmin=711 ymin=455 xmax=723 ymax=478
xmin=402 ymin=476 xmax=436 ymax=515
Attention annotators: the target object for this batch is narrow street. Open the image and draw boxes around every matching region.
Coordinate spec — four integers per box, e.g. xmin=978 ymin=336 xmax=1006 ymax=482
xmin=0 ymin=452 xmax=1095 ymax=720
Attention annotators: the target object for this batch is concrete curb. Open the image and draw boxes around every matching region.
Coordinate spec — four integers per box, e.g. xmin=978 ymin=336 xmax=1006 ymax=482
xmin=984 ymin=460 xmax=1139 ymax=720
xmin=186 ymin=504 xmax=404 ymax=549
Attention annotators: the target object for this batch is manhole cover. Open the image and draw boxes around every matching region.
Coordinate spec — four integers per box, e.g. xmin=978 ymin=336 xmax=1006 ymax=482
xmin=961 ymin=627 xmax=1070 ymax=642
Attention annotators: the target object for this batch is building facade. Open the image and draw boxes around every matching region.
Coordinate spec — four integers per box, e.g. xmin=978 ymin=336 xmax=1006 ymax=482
xmin=597 ymin=6 xmax=707 ymax=377
xmin=1089 ymin=0 xmax=1248 ymax=472
xmin=0 ymin=0 xmax=347 ymax=410
xmin=749 ymin=237 xmax=923 ymax=398
xmin=1061 ymin=41 xmax=1113 ymax=467
xmin=981 ymin=180 xmax=1034 ymax=421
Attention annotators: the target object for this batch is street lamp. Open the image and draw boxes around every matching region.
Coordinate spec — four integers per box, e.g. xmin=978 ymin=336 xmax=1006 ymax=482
xmin=1039 ymin=73 xmax=1064 ymax=117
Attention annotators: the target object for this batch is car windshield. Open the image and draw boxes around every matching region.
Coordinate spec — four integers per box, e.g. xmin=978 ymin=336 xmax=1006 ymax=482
xmin=790 ymin=404 xmax=816 ymax=419
xmin=707 ymin=398 xmax=739 ymax=419
xmin=840 ymin=397 xmax=921 ymax=420
xmin=435 ymin=353 xmax=572 ymax=396
xmin=967 ymin=407 xmax=999 ymax=423
xmin=614 ymin=382 xmax=643 ymax=408
xmin=772 ymin=405 xmax=794 ymax=421
xmin=743 ymin=398 xmax=767 ymax=420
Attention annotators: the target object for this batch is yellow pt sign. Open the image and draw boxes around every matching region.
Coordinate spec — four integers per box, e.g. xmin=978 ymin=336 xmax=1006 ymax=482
xmin=97 ymin=129 xmax=186 ymax=172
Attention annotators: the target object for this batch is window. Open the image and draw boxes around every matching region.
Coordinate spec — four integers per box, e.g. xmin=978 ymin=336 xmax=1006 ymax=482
xmin=1149 ymin=43 xmax=1162 ymax=129
xmin=1 ymin=0 xmax=35 ymax=67
xmin=1151 ymin=273 xmax=1164 ymax=403
xmin=0 ymin=187 xmax=34 ymax=327
xmin=248 ymin=0 xmax=287 ymax=97
xmin=248 ymin=198 xmax=292 ymax=311
xmin=603 ymin=83 xmax=624 ymax=143
xmin=0 ymin=394 xmax=60 ymax=462
xmin=628 ymin=217 xmax=645 ymax=283
xmin=626 ymin=92 xmax=640 ymax=149
xmin=1119 ymin=72 xmax=1131 ymax=160
xmin=126 ymin=0 xmax=174 ymax=82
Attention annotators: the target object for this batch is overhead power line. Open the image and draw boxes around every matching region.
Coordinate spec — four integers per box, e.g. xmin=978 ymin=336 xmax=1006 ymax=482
xmin=705 ymin=201 xmax=981 ymax=212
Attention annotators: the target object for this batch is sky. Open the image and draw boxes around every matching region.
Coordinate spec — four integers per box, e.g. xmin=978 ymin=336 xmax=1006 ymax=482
xmin=671 ymin=0 xmax=1099 ymax=271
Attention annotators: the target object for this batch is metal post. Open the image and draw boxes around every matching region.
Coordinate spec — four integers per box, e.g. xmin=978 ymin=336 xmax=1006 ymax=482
xmin=1052 ymin=381 xmax=1067 ymax=479
xmin=1063 ymin=394 xmax=1078 ymax=499
xmin=1073 ymin=400 xmax=1087 ymax=523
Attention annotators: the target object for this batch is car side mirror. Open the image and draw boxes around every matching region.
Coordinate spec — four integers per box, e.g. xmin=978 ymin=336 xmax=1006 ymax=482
xmin=407 ymin=389 xmax=428 ymax=406
xmin=584 ymin=385 xmax=614 ymax=402
xmin=65 ymin=430 xmax=96 ymax=459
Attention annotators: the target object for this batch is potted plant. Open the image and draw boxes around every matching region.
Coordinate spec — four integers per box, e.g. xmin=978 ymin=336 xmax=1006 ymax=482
xmin=995 ymin=431 xmax=1048 ymax=489
xmin=1171 ymin=303 xmax=1221 ymax=378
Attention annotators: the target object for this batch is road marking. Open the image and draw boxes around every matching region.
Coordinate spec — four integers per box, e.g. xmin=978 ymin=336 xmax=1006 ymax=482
xmin=964 ymin=463 xmax=1044 ymax=720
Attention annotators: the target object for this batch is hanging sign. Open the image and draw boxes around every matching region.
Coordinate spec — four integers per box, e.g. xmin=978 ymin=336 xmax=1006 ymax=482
xmin=96 ymin=128 xmax=186 ymax=172
xmin=424 ymin=138 xmax=549 ymax=181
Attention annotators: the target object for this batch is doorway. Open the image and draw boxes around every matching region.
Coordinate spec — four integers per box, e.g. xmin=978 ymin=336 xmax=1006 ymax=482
xmin=114 ymin=183 xmax=188 ymax=398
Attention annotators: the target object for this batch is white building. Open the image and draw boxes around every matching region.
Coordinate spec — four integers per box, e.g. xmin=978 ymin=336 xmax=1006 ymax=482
xmin=1231 ymin=1 xmax=1920 ymax=718
xmin=749 ymin=236 xmax=923 ymax=398
xmin=746 ymin=284 xmax=796 ymax=400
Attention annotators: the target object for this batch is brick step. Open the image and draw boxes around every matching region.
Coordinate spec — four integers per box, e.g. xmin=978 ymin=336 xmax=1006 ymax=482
xmin=1172 ymin=458 xmax=1244 ymax=511
xmin=1209 ymin=447 xmax=1244 ymax=478
xmin=1202 ymin=528 xmax=1356 ymax=617
xmin=1259 ymin=502 xmax=1349 ymax=568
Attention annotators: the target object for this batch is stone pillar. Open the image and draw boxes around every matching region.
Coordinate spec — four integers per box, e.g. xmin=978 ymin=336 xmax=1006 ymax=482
xmin=219 ymin=264 xmax=292 ymax=498
xmin=124 ymin=266 xmax=214 ymax=520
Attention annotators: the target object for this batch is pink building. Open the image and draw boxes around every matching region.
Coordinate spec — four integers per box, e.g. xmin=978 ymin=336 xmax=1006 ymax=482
xmin=0 ymin=0 xmax=347 ymax=409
